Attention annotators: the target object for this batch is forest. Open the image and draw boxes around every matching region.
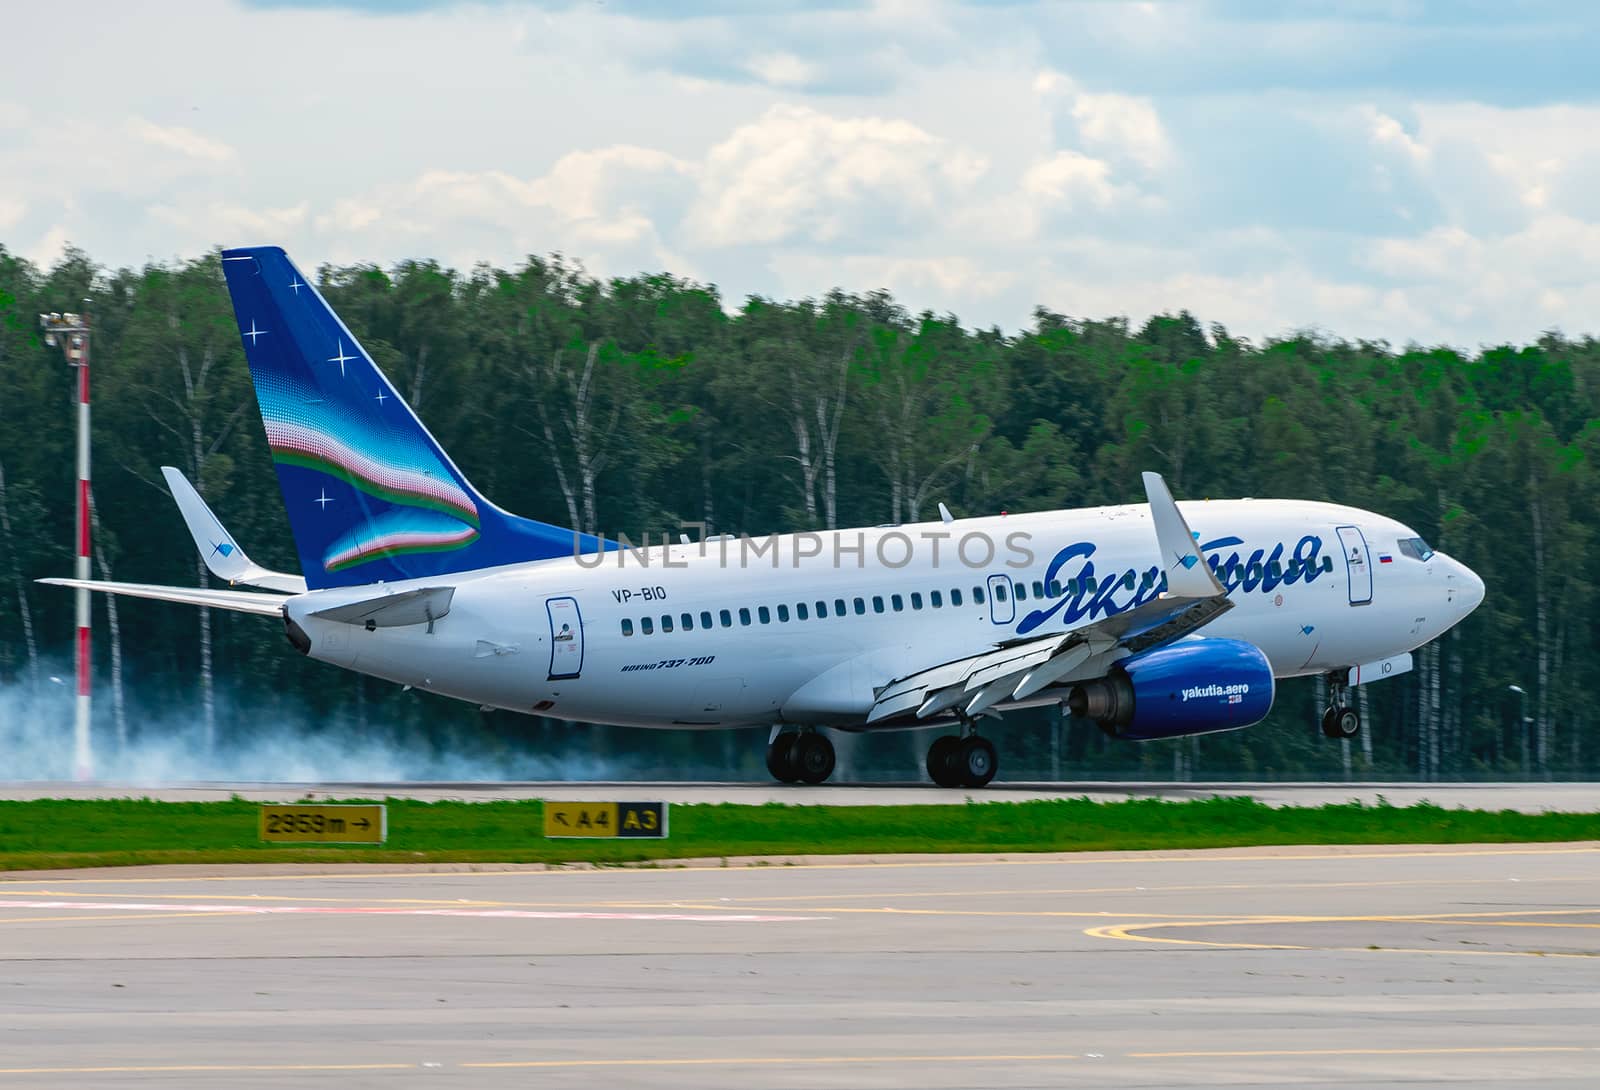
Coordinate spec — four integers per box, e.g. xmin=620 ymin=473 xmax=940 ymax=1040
xmin=0 ymin=244 xmax=1594 ymax=782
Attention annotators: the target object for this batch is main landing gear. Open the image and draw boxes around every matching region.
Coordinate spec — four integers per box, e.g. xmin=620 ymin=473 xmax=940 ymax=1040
xmin=766 ymin=729 xmax=836 ymax=785
xmin=926 ymin=727 xmax=998 ymax=789
xmin=1321 ymin=674 xmax=1361 ymax=739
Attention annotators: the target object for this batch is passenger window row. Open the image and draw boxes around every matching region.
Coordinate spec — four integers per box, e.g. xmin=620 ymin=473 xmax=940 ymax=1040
xmin=616 ymin=556 xmax=1336 ymax=636
xmin=622 ymin=584 xmax=984 ymax=636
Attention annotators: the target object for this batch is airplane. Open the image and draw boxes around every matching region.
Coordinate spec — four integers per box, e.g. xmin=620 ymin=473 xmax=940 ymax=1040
xmin=43 ymin=245 xmax=1486 ymax=787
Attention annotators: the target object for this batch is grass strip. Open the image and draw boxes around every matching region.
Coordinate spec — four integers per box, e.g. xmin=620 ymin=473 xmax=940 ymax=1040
xmin=0 ymin=795 xmax=1596 ymax=872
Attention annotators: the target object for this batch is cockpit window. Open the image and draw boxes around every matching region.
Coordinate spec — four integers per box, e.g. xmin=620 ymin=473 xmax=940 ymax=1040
xmin=1398 ymin=537 xmax=1435 ymax=562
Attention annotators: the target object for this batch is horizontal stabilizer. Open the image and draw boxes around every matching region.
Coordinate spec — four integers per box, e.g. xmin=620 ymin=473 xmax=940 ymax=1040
xmin=161 ymin=466 xmax=307 ymax=593
xmin=38 ymin=578 xmax=291 ymax=617
xmin=311 ymin=585 xmax=454 ymax=628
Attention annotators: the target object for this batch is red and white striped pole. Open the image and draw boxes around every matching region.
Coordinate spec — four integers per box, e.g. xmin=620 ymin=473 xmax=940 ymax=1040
xmin=70 ymin=316 xmax=92 ymax=781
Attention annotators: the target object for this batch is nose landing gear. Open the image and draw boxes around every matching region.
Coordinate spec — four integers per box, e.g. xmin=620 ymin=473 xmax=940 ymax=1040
xmin=1320 ymin=674 xmax=1361 ymax=739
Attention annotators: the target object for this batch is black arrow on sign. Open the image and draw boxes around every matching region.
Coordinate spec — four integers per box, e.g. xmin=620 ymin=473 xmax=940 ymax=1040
xmin=352 ymin=819 xmax=370 ymax=829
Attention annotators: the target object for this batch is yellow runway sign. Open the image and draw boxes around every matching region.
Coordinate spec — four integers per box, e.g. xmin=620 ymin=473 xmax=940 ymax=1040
xmin=543 ymin=801 xmax=668 ymax=839
xmin=260 ymin=805 xmax=386 ymax=844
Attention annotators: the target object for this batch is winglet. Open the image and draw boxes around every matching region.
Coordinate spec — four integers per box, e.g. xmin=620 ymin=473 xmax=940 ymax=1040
xmin=1142 ymin=471 xmax=1225 ymax=599
xmin=162 ymin=466 xmax=308 ymax=593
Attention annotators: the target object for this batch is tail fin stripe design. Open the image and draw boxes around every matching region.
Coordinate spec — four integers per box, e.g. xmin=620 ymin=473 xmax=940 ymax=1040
xmin=220 ymin=246 xmax=606 ymax=589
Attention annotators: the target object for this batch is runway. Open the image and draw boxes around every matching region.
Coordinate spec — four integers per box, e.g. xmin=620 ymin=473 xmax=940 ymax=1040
xmin=2 ymin=843 xmax=1598 ymax=1087
xmin=5 ymin=780 xmax=1600 ymax=812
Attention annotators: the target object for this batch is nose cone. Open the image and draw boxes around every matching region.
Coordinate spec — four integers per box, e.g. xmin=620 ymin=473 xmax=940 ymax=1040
xmin=1445 ymin=555 xmax=1485 ymax=618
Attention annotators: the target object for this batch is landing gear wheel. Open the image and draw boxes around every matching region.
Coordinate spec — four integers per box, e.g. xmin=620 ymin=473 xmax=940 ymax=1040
xmin=792 ymin=732 xmax=836 ymax=784
xmin=955 ymin=735 xmax=998 ymax=788
xmin=926 ymin=736 xmax=961 ymax=787
xmin=766 ymin=734 xmax=800 ymax=783
xmin=1320 ymin=705 xmax=1360 ymax=739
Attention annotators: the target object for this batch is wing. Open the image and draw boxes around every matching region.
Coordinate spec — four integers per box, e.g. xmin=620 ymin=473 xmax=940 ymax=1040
xmin=38 ymin=578 xmax=291 ymax=617
xmin=864 ymin=472 xmax=1231 ymax=724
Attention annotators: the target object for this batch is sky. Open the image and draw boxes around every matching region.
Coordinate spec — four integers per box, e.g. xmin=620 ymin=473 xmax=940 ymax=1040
xmin=3 ymin=0 xmax=1599 ymax=346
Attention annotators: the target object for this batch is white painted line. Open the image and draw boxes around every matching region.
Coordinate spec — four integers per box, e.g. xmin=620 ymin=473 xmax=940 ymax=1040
xmin=0 ymin=900 xmax=820 ymax=923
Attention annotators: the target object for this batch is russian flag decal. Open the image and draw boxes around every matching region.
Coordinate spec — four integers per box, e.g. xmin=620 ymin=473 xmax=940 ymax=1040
xmin=1378 ymin=554 xmax=1393 ymax=564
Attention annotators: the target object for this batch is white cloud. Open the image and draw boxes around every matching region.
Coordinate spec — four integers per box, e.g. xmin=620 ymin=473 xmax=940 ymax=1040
xmin=1070 ymin=92 xmax=1172 ymax=171
xmin=124 ymin=117 xmax=237 ymax=165
xmin=744 ymin=51 xmax=816 ymax=88
xmin=1021 ymin=150 xmax=1119 ymax=207
xmin=0 ymin=197 xmax=24 ymax=232
xmin=687 ymin=104 xmax=987 ymax=247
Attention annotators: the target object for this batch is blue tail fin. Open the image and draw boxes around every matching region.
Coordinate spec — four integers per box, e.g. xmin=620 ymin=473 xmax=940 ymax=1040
xmin=220 ymin=245 xmax=603 ymax=590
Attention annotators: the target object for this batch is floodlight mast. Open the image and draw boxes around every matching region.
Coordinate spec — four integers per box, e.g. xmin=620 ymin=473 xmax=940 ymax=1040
xmin=38 ymin=308 xmax=93 ymax=780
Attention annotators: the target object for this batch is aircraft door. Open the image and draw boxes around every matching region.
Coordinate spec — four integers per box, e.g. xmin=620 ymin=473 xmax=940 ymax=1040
xmin=1336 ymin=525 xmax=1373 ymax=606
xmin=546 ymin=596 xmax=584 ymax=679
xmin=986 ymin=573 xmax=1015 ymax=625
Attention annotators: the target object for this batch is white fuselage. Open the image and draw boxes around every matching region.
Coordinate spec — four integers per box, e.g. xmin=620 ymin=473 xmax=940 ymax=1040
xmin=287 ymin=498 xmax=1483 ymax=730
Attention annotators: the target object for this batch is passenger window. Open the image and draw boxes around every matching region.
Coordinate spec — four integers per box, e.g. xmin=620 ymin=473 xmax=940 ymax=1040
xmin=1122 ymin=571 xmax=1135 ymax=590
xmin=1084 ymin=576 xmax=1098 ymax=592
xmin=621 ymin=619 xmax=634 ymax=637
xmin=835 ymin=598 xmax=847 ymax=616
xmin=815 ymin=600 xmax=828 ymax=618
xmin=853 ymin=597 xmax=866 ymax=615
xmin=1013 ymin=582 xmax=1026 ymax=601
xmin=1246 ymin=564 xmax=1262 ymax=581
xmin=701 ymin=610 xmax=713 ymax=629
xmin=969 ymin=587 xmax=980 ymax=605
xmin=1322 ymin=556 xmax=1334 ymax=572
xmin=641 ymin=617 xmax=654 ymax=635
xmin=719 ymin=609 xmax=732 ymax=627
xmin=758 ymin=606 xmax=770 ymax=624
xmin=994 ymin=583 xmax=1008 ymax=602
xmin=1047 ymin=580 xmax=1062 ymax=597
xmin=1139 ymin=571 xmax=1153 ymax=589
xmin=738 ymin=607 xmax=751 ymax=626
xmin=1267 ymin=561 xmax=1282 ymax=578
xmin=872 ymin=596 xmax=885 ymax=613
xmin=1033 ymin=580 xmax=1045 ymax=598
xmin=680 ymin=612 xmax=693 ymax=631
xmin=777 ymin=604 xmax=790 ymax=622
xmin=910 ymin=592 xmax=923 ymax=610
xmin=660 ymin=614 xmax=673 ymax=633
xmin=797 ymin=603 xmax=809 ymax=620
xmin=931 ymin=590 xmax=943 ymax=608
xmin=891 ymin=594 xmax=903 ymax=611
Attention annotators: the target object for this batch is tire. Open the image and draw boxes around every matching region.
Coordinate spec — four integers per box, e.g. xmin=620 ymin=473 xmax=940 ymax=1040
xmin=956 ymin=736 xmax=998 ymax=788
xmin=1335 ymin=707 xmax=1361 ymax=738
xmin=926 ymin=736 xmax=960 ymax=787
xmin=1320 ymin=707 xmax=1342 ymax=738
xmin=793 ymin=733 xmax=836 ymax=785
xmin=766 ymin=734 xmax=799 ymax=783
xmin=1321 ymin=706 xmax=1360 ymax=739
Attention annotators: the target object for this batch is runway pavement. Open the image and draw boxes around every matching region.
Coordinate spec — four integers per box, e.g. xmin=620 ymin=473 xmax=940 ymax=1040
xmin=4 ymin=780 xmax=1600 ymax=811
xmin=2 ymin=843 xmax=1598 ymax=1087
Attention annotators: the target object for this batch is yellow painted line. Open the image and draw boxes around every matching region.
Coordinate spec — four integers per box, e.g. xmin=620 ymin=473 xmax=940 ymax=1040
xmin=1130 ymin=1046 xmax=1595 ymax=1059
xmin=1084 ymin=920 xmax=1308 ymax=949
xmin=0 ymin=1063 xmax=415 ymax=1076
xmin=462 ymin=1052 xmax=1080 ymax=1069
xmin=668 ymin=875 xmax=1583 ymax=905
xmin=3 ymin=843 xmax=1595 ymax=884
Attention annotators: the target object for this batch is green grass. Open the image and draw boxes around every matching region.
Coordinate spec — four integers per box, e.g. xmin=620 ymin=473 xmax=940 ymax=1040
xmin=0 ymin=795 xmax=1595 ymax=872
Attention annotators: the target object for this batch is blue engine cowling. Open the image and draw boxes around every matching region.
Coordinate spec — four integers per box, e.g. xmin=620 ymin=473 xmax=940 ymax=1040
xmin=1066 ymin=638 xmax=1275 ymax=740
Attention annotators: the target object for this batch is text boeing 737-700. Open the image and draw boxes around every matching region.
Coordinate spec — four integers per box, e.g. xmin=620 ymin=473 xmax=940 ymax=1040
xmin=43 ymin=246 xmax=1485 ymax=787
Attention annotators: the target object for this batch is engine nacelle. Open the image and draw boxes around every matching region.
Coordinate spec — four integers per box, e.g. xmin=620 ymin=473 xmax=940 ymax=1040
xmin=1067 ymin=638 xmax=1275 ymax=741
